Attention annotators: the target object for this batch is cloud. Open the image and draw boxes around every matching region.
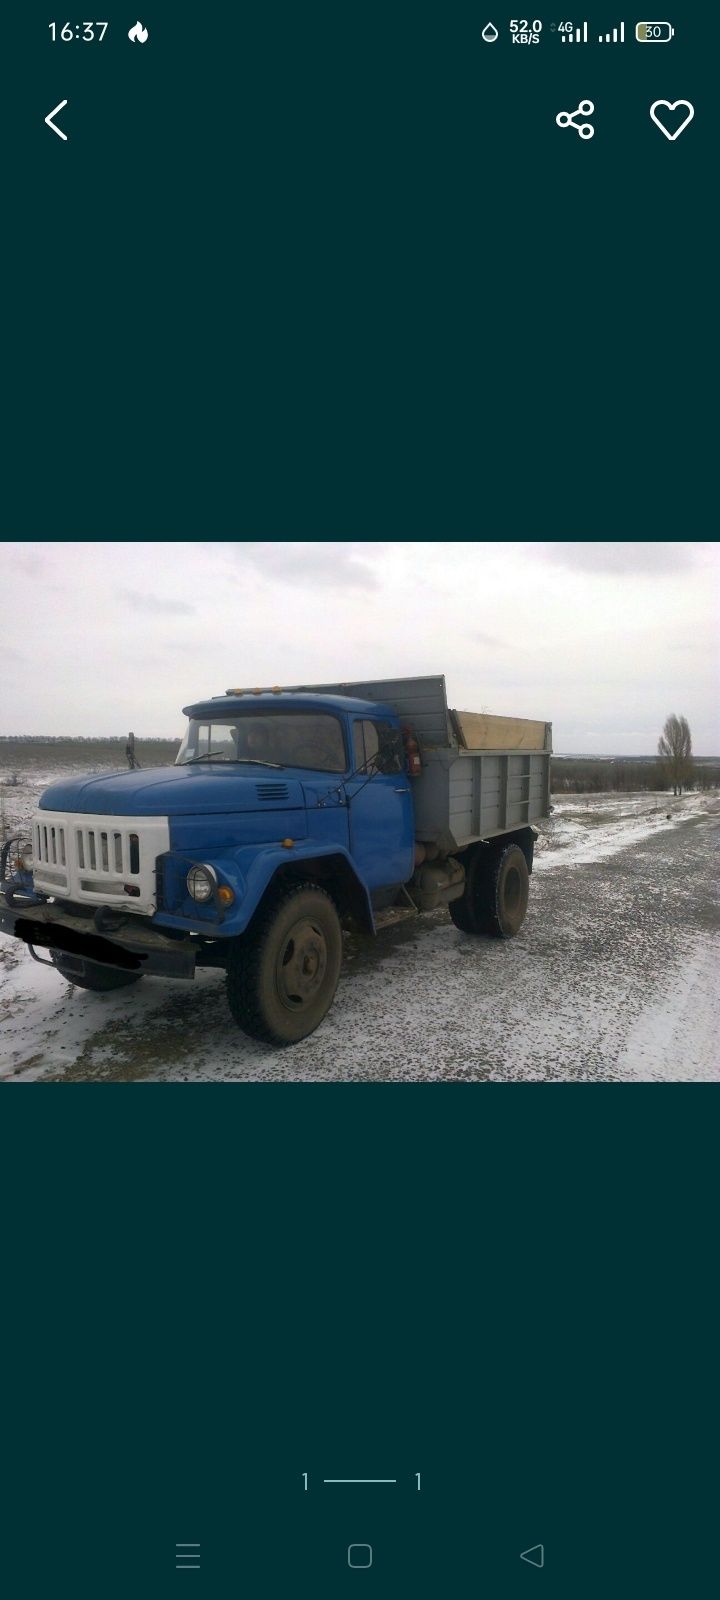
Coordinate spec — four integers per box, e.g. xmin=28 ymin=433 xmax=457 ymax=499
xmin=121 ymin=590 xmax=196 ymax=616
xmin=6 ymin=547 xmax=45 ymax=578
xmin=230 ymin=542 xmax=381 ymax=591
xmin=541 ymin=542 xmax=697 ymax=575
xmin=472 ymin=631 xmax=512 ymax=650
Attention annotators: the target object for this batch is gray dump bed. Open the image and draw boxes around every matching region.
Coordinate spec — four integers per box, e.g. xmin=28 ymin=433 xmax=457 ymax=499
xmin=279 ymin=674 xmax=552 ymax=854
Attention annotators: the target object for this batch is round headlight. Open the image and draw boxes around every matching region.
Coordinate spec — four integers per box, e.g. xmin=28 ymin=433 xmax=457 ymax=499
xmin=186 ymin=864 xmax=217 ymax=903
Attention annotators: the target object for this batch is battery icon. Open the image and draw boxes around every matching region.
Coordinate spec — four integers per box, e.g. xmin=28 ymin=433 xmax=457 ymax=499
xmin=636 ymin=22 xmax=675 ymax=41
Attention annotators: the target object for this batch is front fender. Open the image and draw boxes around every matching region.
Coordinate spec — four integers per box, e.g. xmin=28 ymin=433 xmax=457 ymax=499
xmin=240 ymin=840 xmax=375 ymax=933
xmin=153 ymin=841 xmax=375 ymax=936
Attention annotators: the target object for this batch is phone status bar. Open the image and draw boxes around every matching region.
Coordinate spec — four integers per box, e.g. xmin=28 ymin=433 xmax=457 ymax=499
xmin=480 ymin=19 xmax=676 ymax=46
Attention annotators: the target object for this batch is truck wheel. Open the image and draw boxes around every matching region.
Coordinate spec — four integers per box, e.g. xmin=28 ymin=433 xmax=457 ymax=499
xmin=449 ymin=843 xmax=529 ymax=938
xmin=448 ymin=849 xmax=494 ymax=934
xmin=487 ymin=844 xmax=530 ymax=938
xmin=50 ymin=951 xmax=142 ymax=991
xmin=226 ymin=883 xmax=343 ymax=1045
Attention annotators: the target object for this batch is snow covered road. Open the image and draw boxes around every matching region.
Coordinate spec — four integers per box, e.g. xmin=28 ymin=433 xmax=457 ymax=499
xmin=1 ymin=791 xmax=718 ymax=1082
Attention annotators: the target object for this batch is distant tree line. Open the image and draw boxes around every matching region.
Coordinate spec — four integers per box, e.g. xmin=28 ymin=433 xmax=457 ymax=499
xmin=552 ymin=759 xmax=719 ymax=794
xmin=0 ymin=737 xmax=181 ymax=770
xmin=0 ymin=735 xmax=180 ymax=745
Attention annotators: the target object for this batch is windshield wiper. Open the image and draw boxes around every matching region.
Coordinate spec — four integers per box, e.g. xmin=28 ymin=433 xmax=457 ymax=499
xmin=233 ymin=758 xmax=285 ymax=769
xmin=179 ymin=754 xmax=285 ymax=769
xmin=180 ymin=752 xmax=236 ymax=765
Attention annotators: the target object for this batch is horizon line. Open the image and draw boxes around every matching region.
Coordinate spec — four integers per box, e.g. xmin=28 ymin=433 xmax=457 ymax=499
xmin=1 ymin=734 xmax=718 ymax=761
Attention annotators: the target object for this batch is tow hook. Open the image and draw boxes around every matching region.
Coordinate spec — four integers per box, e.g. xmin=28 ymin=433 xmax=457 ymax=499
xmin=94 ymin=906 xmax=127 ymax=934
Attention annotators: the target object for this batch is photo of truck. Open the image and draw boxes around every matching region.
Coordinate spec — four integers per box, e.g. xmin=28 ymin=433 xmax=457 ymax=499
xmin=0 ymin=676 xmax=551 ymax=1046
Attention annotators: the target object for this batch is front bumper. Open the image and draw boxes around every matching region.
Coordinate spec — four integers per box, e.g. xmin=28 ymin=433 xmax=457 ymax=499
xmin=0 ymin=893 xmax=196 ymax=980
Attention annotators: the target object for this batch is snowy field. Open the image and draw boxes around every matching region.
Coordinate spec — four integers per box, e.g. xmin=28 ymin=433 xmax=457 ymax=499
xmin=1 ymin=764 xmax=718 ymax=1083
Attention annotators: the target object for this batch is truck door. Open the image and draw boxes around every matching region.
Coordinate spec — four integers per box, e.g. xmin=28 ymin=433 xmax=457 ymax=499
xmin=346 ymin=718 xmax=415 ymax=890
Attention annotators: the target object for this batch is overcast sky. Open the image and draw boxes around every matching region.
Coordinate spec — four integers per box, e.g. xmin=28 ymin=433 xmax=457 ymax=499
xmin=2 ymin=541 xmax=718 ymax=754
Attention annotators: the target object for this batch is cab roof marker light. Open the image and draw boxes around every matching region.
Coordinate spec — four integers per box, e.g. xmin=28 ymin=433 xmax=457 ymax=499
xmin=224 ymin=685 xmax=297 ymax=696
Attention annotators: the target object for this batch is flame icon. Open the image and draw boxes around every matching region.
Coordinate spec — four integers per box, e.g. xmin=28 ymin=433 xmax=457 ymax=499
xmin=128 ymin=20 xmax=149 ymax=44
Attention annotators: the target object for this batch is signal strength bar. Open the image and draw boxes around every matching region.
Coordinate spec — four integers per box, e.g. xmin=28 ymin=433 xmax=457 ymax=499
xmin=561 ymin=21 xmax=588 ymax=43
xmin=599 ymin=21 xmax=626 ymax=42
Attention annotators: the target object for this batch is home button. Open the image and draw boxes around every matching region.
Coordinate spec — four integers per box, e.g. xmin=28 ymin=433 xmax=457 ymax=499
xmin=348 ymin=1543 xmax=373 ymax=1568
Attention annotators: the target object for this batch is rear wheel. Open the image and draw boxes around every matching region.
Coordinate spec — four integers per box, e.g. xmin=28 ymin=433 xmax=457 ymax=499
xmin=490 ymin=843 xmax=530 ymax=937
xmin=50 ymin=951 xmax=142 ymax=991
xmin=448 ymin=849 xmax=493 ymax=934
xmin=226 ymin=883 xmax=343 ymax=1045
xmin=449 ymin=843 xmax=530 ymax=938
xmin=451 ymin=851 xmax=489 ymax=934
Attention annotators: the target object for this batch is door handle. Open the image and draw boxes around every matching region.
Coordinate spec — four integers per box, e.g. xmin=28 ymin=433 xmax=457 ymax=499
xmin=394 ymin=787 xmax=410 ymax=794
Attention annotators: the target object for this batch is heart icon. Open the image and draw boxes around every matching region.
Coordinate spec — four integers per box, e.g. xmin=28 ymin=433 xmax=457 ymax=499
xmin=650 ymin=99 xmax=695 ymax=140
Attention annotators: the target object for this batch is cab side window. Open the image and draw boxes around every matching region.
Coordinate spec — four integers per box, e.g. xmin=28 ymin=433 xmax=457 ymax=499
xmin=372 ymin=721 xmax=404 ymax=774
xmin=353 ymin=720 xmax=376 ymax=770
xmin=353 ymin=719 xmax=403 ymax=775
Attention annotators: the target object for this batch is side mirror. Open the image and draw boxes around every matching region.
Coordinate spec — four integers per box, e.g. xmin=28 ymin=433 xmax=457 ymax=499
xmin=377 ymin=728 xmax=404 ymax=774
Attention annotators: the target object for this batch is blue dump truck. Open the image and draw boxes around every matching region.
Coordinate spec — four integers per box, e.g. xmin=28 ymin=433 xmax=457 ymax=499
xmin=0 ymin=677 xmax=551 ymax=1045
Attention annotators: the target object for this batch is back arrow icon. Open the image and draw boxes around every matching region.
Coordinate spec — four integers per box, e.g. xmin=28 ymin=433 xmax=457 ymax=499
xmin=45 ymin=100 xmax=68 ymax=141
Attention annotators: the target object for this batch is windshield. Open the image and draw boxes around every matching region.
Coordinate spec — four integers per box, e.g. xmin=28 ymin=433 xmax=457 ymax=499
xmin=176 ymin=713 xmax=347 ymax=773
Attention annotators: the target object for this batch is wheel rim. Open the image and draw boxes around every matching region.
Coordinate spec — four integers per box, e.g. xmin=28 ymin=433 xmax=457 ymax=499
xmin=275 ymin=917 xmax=329 ymax=1010
xmin=503 ymin=866 xmax=522 ymax=915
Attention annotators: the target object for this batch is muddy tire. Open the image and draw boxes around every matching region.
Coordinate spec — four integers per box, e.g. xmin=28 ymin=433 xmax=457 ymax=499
xmin=488 ymin=843 xmax=530 ymax=937
xmin=449 ymin=843 xmax=529 ymax=939
xmin=50 ymin=951 xmax=142 ymax=991
xmin=448 ymin=849 xmax=493 ymax=935
xmin=226 ymin=883 xmax=343 ymax=1045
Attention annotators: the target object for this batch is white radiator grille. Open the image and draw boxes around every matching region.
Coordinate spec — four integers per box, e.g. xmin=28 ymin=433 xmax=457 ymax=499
xmin=31 ymin=811 xmax=170 ymax=914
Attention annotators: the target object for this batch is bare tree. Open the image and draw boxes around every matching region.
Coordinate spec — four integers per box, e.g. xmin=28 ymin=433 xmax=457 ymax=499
xmin=657 ymin=714 xmax=693 ymax=795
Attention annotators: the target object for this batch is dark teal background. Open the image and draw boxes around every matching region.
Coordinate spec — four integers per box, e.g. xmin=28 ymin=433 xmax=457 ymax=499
xmin=1 ymin=1091 xmax=717 ymax=1597
xmin=4 ymin=4 xmax=714 ymax=534
xmin=2 ymin=8 xmax=717 ymax=1588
